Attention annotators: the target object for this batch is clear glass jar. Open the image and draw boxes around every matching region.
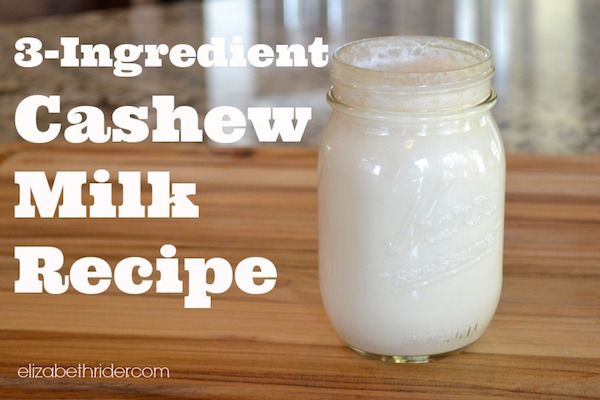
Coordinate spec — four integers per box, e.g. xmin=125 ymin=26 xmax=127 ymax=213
xmin=319 ymin=36 xmax=505 ymax=362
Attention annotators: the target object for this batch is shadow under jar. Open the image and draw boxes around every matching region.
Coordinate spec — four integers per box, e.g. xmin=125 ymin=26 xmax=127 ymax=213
xmin=319 ymin=36 xmax=505 ymax=363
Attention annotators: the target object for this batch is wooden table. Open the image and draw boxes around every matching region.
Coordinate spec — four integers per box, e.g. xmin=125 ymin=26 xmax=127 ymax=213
xmin=0 ymin=143 xmax=599 ymax=399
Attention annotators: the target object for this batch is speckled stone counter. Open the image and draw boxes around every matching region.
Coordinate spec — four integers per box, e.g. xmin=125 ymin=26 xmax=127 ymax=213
xmin=0 ymin=0 xmax=598 ymax=153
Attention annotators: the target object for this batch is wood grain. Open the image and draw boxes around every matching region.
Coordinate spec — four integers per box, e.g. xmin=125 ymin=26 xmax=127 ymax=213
xmin=0 ymin=143 xmax=599 ymax=399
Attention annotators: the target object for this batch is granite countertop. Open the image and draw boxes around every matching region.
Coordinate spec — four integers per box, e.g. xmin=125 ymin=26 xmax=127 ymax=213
xmin=0 ymin=0 xmax=598 ymax=153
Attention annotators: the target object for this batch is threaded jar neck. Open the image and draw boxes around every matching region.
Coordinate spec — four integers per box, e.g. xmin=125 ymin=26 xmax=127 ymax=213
xmin=330 ymin=36 xmax=495 ymax=114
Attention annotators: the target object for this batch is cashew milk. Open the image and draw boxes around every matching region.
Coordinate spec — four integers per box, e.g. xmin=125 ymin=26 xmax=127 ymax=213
xmin=319 ymin=37 xmax=505 ymax=361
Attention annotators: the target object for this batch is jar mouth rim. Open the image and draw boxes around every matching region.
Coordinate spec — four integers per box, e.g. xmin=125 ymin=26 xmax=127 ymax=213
xmin=327 ymin=87 xmax=497 ymax=120
xmin=332 ymin=36 xmax=494 ymax=88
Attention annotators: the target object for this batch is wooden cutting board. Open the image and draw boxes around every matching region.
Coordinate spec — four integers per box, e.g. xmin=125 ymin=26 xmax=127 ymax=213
xmin=0 ymin=143 xmax=599 ymax=399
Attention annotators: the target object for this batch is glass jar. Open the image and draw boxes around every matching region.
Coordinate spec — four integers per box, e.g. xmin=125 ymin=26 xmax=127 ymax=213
xmin=319 ymin=36 xmax=505 ymax=362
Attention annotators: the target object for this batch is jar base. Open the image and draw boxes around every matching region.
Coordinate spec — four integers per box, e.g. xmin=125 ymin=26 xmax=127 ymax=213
xmin=349 ymin=343 xmax=472 ymax=363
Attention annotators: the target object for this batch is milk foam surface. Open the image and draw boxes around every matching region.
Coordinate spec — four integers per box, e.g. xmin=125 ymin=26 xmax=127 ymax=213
xmin=330 ymin=36 xmax=494 ymax=112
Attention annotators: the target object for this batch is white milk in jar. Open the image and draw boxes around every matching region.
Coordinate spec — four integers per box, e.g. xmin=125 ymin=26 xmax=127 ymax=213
xmin=319 ymin=36 xmax=505 ymax=362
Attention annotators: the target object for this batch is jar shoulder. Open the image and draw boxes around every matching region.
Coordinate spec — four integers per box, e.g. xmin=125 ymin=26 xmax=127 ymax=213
xmin=319 ymin=111 xmax=505 ymax=178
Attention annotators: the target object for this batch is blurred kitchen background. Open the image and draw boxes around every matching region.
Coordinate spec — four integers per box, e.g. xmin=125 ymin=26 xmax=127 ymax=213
xmin=0 ymin=0 xmax=598 ymax=152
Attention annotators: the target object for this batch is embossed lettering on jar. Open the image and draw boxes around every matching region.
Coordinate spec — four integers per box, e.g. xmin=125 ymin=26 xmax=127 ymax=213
xmin=319 ymin=36 xmax=505 ymax=362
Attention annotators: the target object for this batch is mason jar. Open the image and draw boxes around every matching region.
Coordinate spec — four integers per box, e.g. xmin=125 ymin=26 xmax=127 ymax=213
xmin=319 ymin=36 xmax=505 ymax=362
